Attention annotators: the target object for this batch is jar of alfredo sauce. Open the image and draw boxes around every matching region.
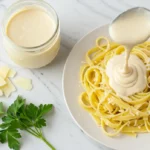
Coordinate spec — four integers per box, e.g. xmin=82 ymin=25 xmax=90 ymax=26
xmin=2 ymin=0 xmax=60 ymax=68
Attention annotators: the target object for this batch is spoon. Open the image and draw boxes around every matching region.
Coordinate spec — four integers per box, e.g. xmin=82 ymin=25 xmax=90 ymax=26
xmin=109 ymin=7 xmax=150 ymax=45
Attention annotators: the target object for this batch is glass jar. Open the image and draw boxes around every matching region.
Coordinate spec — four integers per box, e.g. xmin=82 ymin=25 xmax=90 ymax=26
xmin=2 ymin=0 xmax=60 ymax=68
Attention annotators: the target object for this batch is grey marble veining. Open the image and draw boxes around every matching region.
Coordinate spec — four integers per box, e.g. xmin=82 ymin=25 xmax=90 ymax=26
xmin=0 ymin=0 xmax=150 ymax=150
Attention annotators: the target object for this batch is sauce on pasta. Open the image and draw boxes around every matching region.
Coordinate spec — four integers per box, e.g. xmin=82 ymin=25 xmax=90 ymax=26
xmin=108 ymin=7 xmax=150 ymax=99
xmin=79 ymin=7 xmax=150 ymax=137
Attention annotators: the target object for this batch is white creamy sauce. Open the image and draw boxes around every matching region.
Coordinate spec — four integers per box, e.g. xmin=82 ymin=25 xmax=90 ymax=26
xmin=4 ymin=6 xmax=60 ymax=68
xmin=106 ymin=53 xmax=147 ymax=100
xmin=107 ymin=8 xmax=150 ymax=99
xmin=109 ymin=8 xmax=150 ymax=45
xmin=7 ymin=7 xmax=56 ymax=47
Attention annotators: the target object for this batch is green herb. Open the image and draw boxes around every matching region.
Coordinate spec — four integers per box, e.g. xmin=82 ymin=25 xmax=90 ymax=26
xmin=0 ymin=96 xmax=55 ymax=150
xmin=0 ymin=102 xmax=4 ymax=115
xmin=0 ymin=128 xmax=21 ymax=150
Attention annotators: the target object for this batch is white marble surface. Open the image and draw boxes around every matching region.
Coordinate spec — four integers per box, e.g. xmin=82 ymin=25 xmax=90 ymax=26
xmin=0 ymin=0 xmax=150 ymax=150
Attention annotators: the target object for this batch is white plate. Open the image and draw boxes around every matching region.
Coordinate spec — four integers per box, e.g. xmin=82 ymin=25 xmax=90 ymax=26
xmin=63 ymin=24 xmax=150 ymax=150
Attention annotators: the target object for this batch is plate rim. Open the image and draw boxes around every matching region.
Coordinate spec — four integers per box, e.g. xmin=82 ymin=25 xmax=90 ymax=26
xmin=62 ymin=24 xmax=114 ymax=150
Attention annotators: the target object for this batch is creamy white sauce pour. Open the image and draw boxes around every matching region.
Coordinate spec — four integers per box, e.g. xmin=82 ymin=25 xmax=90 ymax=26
xmin=106 ymin=8 xmax=150 ymax=100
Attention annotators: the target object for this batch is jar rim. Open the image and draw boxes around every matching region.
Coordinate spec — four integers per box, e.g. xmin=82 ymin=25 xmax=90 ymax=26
xmin=2 ymin=0 xmax=59 ymax=52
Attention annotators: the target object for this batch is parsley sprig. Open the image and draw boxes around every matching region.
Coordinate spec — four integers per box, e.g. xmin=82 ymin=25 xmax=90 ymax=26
xmin=0 ymin=96 xmax=55 ymax=150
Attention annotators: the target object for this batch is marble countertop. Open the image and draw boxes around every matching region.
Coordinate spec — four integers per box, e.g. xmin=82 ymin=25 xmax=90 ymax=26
xmin=0 ymin=0 xmax=150 ymax=150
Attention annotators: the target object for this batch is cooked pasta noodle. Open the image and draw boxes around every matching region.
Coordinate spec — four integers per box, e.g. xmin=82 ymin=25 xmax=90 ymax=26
xmin=79 ymin=37 xmax=150 ymax=137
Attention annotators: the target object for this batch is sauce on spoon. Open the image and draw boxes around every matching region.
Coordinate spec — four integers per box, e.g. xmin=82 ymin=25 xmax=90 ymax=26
xmin=106 ymin=8 xmax=150 ymax=100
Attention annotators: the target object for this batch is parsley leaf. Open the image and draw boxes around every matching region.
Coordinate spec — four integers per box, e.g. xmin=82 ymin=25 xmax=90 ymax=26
xmin=0 ymin=102 xmax=4 ymax=115
xmin=35 ymin=118 xmax=46 ymax=128
xmin=0 ymin=96 xmax=55 ymax=150
xmin=0 ymin=130 xmax=7 ymax=143
xmin=7 ymin=96 xmax=25 ymax=117
xmin=38 ymin=104 xmax=53 ymax=118
xmin=0 ymin=128 xmax=21 ymax=150
xmin=7 ymin=128 xmax=21 ymax=150
xmin=25 ymin=103 xmax=38 ymax=120
xmin=2 ymin=116 xmax=15 ymax=124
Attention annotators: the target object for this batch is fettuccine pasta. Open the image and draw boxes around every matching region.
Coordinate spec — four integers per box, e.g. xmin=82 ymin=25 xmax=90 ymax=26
xmin=79 ymin=37 xmax=150 ymax=137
